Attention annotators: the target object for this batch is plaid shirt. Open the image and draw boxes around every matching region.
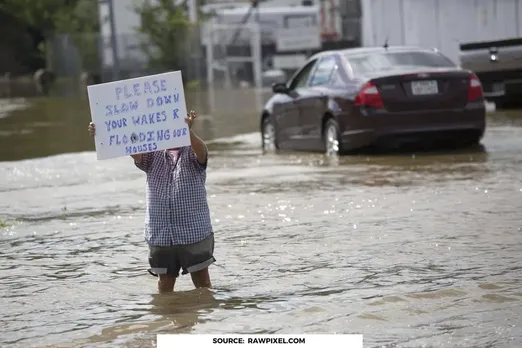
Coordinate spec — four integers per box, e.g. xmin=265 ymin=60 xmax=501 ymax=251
xmin=135 ymin=146 xmax=213 ymax=246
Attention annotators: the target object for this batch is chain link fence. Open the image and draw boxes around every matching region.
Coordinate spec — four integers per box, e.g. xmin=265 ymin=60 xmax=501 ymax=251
xmin=43 ymin=11 xmax=362 ymax=141
xmin=46 ymin=24 xmax=272 ymax=141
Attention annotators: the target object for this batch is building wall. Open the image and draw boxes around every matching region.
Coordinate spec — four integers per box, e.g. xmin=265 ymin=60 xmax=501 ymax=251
xmin=361 ymin=0 xmax=522 ymax=64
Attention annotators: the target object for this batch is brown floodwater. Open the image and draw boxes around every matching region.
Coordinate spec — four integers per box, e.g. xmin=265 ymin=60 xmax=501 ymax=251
xmin=1 ymin=97 xmax=521 ymax=348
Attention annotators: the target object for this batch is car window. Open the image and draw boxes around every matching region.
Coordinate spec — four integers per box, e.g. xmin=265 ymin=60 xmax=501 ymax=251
xmin=345 ymin=51 xmax=456 ymax=75
xmin=309 ymin=56 xmax=336 ymax=87
xmin=289 ymin=60 xmax=317 ymax=90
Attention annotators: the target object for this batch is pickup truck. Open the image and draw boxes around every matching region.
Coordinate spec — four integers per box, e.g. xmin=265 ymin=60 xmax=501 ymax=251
xmin=459 ymin=38 xmax=522 ymax=107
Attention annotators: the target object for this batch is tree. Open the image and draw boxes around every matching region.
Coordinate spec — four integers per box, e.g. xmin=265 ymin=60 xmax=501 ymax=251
xmin=134 ymin=0 xmax=193 ymax=72
xmin=0 ymin=0 xmax=68 ymax=35
xmin=54 ymin=0 xmax=100 ymax=72
xmin=0 ymin=10 xmax=42 ymax=74
xmin=0 ymin=0 xmax=99 ymax=71
xmin=0 ymin=0 xmax=98 ymax=36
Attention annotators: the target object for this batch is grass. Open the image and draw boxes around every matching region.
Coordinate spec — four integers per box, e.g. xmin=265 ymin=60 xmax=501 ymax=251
xmin=0 ymin=219 xmax=9 ymax=228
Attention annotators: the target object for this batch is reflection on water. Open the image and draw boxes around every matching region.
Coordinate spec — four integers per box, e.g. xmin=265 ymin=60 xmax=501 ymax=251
xmin=0 ymin=91 xmax=265 ymax=162
xmin=1 ymin=98 xmax=522 ymax=348
xmin=79 ymin=290 xmax=218 ymax=347
xmin=0 ymin=98 xmax=92 ymax=161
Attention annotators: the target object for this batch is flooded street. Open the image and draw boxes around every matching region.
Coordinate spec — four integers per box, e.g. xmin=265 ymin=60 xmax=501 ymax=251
xmin=1 ymin=98 xmax=522 ymax=348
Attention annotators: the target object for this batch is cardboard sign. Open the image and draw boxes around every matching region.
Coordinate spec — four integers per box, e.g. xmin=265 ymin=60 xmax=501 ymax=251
xmin=87 ymin=71 xmax=190 ymax=160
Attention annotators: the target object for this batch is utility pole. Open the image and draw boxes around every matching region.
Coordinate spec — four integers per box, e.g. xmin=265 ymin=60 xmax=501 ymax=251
xmin=98 ymin=0 xmax=120 ymax=81
xmin=188 ymin=0 xmax=198 ymax=24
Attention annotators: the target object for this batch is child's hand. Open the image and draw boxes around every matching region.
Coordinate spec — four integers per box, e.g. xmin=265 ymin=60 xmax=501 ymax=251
xmin=88 ymin=122 xmax=96 ymax=137
xmin=185 ymin=110 xmax=197 ymax=130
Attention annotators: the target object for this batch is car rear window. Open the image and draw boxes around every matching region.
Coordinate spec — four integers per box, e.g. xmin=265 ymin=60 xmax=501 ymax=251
xmin=345 ymin=51 xmax=456 ymax=75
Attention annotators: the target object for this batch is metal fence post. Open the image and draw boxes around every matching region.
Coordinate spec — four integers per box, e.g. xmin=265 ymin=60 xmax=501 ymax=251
xmin=252 ymin=22 xmax=262 ymax=90
xmin=98 ymin=0 xmax=120 ymax=81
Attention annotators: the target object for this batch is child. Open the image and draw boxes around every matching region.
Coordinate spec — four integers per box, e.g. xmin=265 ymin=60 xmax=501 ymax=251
xmin=88 ymin=110 xmax=215 ymax=293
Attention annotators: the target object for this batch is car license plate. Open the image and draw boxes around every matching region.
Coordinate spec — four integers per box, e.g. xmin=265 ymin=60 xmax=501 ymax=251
xmin=411 ymin=80 xmax=438 ymax=95
xmin=492 ymin=82 xmax=505 ymax=93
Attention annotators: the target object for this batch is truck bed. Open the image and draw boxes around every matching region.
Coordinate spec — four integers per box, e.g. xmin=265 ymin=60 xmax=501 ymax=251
xmin=459 ymin=38 xmax=522 ymax=105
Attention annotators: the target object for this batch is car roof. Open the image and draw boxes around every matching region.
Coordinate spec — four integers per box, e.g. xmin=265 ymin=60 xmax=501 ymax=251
xmin=308 ymin=46 xmax=439 ymax=61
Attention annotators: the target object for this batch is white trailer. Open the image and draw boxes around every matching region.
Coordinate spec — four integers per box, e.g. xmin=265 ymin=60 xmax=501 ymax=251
xmin=201 ymin=0 xmax=344 ymax=41
xmin=97 ymin=0 xmax=349 ymax=77
xmin=361 ymin=0 xmax=522 ymax=65
xmin=201 ymin=5 xmax=322 ymax=48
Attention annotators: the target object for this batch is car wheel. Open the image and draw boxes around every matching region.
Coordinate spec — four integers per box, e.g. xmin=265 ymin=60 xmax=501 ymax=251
xmin=262 ymin=116 xmax=278 ymax=151
xmin=324 ymin=119 xmax=341 ymax=156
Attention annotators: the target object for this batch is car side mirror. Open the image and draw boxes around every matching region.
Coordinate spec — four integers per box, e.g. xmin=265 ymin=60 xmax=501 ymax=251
xmin=272 ymin=83 xmax=288 ymax=94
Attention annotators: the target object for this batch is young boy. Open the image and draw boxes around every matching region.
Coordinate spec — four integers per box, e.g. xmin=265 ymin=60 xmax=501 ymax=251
xmin=88 ymin=110 xmax=215 ymax=293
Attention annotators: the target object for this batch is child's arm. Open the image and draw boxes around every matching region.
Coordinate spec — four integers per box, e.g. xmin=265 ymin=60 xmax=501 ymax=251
xmin=186 ymin=111 xmax=207 ymax=165
xmin=189 ymin=130 xmax=207 ymax=165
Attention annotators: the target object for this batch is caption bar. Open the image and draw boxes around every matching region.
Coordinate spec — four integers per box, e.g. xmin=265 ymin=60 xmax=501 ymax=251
xmin=157 ymin=334 xmax=363 ymax=348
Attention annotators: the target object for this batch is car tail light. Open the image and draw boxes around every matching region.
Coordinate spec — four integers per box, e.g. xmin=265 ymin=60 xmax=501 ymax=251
xmin=354 ymin=82 xmax=384 ymax=108
xmin=468 ymin=73 xmax=483 ymax=102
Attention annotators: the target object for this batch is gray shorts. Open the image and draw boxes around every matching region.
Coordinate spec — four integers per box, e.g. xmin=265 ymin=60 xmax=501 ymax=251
xmin=148 ymin=233 xmax=216 ymax=277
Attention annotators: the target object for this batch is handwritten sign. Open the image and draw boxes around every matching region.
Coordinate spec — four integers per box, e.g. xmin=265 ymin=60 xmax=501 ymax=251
xmin=87 ymin=71 xmax=190 ymax=160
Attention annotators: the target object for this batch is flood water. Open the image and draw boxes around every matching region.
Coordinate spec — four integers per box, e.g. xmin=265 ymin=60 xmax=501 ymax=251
xmin=1 ymin=97 xmax=522 ymax=348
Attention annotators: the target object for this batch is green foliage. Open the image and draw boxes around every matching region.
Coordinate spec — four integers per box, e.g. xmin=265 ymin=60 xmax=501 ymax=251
xmin=56 ymin=0 xmax=100 ymax=72
xmin=56 ymin=0 xmax=99 ymax=35
xmin=186 ymin=79 xmax=200 ymax=90
xmin=134 ymin=0 xmax=193 ymax=72
xmin=0 ymin=0 xmax=100 ymax=71
xmin=0 ymin=0 xmax=66 ymax=34
xmin=0 ymin=219 xmax=9 ymax=228
xmin=0 ymin=0 xmax=98 ymax=34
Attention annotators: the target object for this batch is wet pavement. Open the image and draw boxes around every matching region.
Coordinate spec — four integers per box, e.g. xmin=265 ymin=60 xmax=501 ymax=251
xmin=1 ymin=98 xmax=521 ymax=347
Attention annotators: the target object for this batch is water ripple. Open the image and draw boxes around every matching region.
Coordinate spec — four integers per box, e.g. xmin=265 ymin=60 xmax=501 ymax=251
xmin=1 ymin=124 xmax=522 ymax=347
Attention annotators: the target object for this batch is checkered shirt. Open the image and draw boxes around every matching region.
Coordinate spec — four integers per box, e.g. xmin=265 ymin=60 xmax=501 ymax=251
xmin=135 ymin=146 xmax=213 ymax=246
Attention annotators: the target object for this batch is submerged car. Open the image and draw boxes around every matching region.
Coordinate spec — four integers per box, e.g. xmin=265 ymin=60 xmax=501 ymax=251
xmin=260 ymin=46 xmax=486 ymax=155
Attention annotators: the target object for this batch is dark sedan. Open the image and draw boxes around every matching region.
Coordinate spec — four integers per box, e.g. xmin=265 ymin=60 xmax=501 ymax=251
xmin=260 ymin=46 xmax=486 ymax=155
